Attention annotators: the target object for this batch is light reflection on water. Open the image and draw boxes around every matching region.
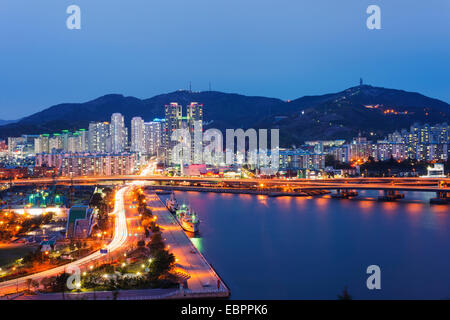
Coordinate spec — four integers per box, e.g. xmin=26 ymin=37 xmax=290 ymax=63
xmin=189 ymin=237 xmax=204 ymax=253
xmin=162 ymin=190 xmax=450 ymax=299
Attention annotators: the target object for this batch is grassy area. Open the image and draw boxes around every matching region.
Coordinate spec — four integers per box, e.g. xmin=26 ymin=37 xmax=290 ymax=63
xmin=0 ymin=244 xmax=38 ymax=267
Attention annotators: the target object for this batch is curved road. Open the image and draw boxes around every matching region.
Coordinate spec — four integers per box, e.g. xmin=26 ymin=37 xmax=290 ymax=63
xmin=0 ymin=186 xmax=129 ymax=296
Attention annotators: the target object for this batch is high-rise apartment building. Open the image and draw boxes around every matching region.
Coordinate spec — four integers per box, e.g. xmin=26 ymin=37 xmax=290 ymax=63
xmin=187 ymin=102 xmax=203 ymax=164
xmin=49 ymin=134 xmax=63 ymax=152
xmin=111 ymin=113 xmax=127 ymax=153
xmin=77 ymin=129 xmax=89 ymax=152
xmin=164 ymin=103 xmax=182 ymax=163
xmin=88 ymin=121 xmax=111 ymax=153
xmin=144 ymin=120 xmax=163 ymax=156
xmin=34 ymin=134 xmax=50 ymax=154
xmin=67 ymin=134 xmax=80 ymax=153
xmin=131 ymin=117 xmax=145 ymax=153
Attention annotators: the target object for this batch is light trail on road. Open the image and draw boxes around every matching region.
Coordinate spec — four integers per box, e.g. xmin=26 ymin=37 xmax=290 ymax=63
xmin=0 ymin=186 xmax=129 ymax=295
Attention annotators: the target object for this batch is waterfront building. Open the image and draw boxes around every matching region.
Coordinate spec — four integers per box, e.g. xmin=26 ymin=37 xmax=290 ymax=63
xmin=375 ymin=142 xmax=407 ymax=161
xmin=348 ymin=136 xmax=372 ymax=162
xmin=416 ymin=143 xmax=448 ymax=161
xmin=278 ymin=148 xmax=325 ymax=170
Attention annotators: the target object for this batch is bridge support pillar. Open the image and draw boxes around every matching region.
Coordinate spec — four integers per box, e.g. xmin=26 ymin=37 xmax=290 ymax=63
xmin=430 ymin=191 xmax=450 ymax=205
xmin=379 ymin=189 xmax=404 ymax=201
xmin=331 ymin=189 xmax=358 ymax=199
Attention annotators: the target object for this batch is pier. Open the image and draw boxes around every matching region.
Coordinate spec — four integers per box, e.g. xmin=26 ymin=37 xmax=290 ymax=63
xmin=145 ymin=191 xmax=230 ymax=299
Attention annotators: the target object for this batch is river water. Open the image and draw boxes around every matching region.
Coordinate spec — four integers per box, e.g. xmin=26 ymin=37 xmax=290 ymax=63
xmin=162 ymin=191 xmax=450 ymax=299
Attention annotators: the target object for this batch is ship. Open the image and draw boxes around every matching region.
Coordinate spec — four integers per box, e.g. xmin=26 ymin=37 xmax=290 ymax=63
xmin=165 ymin=191 xmax=179 ymax=213
xmin=175 ymin=204 xmax=200 ymax=233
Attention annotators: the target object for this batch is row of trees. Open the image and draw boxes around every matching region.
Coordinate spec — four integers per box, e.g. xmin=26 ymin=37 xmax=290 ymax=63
xmin=133 ymin=187 xmax=176 ymax=280
xmin=133 ymin=187 xmax=160 ymax=237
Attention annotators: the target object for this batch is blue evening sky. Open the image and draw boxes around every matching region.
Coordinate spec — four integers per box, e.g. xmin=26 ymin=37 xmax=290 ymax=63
xmin=0 ymin=0 xmax=449 ymax=119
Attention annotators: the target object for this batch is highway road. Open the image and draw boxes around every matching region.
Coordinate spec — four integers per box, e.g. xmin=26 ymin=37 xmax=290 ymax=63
xmin=0 ymin=186 xmax=130 ymax=296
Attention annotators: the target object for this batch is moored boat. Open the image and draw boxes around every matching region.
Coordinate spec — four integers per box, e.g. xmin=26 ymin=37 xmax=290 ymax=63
xmin=175 ymin=204 xmax=200 ymax=233
xmin=165 ymin=191 xmax=179 ymax=213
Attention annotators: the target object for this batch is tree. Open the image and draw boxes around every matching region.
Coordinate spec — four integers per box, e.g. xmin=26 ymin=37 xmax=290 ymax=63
xmin=52 ymin=273 xmax=70 ymax=293
xmin=112 ymin=290 xmax=119 ymax=300
xmin=137 ymin=240 xmax=145 ymax=247
xmin=31 ymin=279 xmax=39 ymax=292
xmin=40 ymin=276 xmax=56 ymax=291
xmin=26 ymin=278 xmax=32 ymax=293
xmin=147 ymin=232 xmax=165 ymax=254
xmin=150 ymin=249 xmax=175 ymax=278
xmin=149 ymin=221 xmax=160 ymax=233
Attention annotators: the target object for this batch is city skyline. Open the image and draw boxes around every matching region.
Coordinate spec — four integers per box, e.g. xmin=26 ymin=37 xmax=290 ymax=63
xmin=4 ymin=101 xmax=449 ymax=179
xmin=1 ymin=1 xmax=450 ymax=304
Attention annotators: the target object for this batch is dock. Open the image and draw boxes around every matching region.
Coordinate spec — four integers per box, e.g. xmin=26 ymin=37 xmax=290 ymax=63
xmin=145 ymin=191 xmax=230 ymax=299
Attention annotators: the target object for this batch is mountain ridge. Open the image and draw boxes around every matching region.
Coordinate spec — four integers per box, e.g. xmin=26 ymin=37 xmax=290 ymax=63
xmin=1 ymin=85 xmax=449 ymax=147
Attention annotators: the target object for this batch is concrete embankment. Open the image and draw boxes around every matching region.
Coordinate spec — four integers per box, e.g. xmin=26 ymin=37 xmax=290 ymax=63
xmin=146 ymin=191 xmax=230 ymax=299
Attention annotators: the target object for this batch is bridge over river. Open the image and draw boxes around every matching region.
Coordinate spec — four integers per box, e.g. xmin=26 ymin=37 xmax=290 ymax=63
xmin=3 ymin=175 xmax=450 ymax=204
